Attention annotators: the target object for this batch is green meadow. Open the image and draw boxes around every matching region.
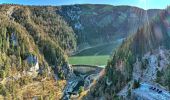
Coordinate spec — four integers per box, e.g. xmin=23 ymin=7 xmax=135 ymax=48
xmin=68 ymin=42 xmax=122 ymax=66
xmin=68 ymin=55 xmax=110 ymax=66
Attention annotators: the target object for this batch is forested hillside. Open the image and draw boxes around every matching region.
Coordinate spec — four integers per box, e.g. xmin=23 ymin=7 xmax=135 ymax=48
xmin=85 ymin=6 xmax=170 ymax=100
xmin=0 ymin=4 xmax=76 ymax=99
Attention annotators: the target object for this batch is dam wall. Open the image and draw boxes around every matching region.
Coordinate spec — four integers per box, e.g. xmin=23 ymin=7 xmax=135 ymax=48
xmin=72 ymin=64 xmax=103 ymax=74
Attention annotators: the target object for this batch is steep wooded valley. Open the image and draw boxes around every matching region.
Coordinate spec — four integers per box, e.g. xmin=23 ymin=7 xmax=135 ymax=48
xmin=0 ymin=4 xmax=170 ymax=100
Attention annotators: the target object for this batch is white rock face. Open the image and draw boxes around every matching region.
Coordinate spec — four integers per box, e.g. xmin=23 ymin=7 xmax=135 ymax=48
xmin=26 ymin=55 xmax=39 ymax=76
xmin=143 ymin=54 xmax=158 ymax=81
xmin=29 ymin=61 xmax=39 ymax=72
xmin=28 ymin=62 xmax=39 ymax=77
xmin=119 ymin=48 xmax=170 ymax=99
xmin=74 ymin=22 xmax=83 ymax=29
xmin=133 ymin=48 xmax=170 ymax=82
xmin=65 ymin=5 xmax=84 ymax=30
xmin=10 ymin=33 xmax=18 ymax=46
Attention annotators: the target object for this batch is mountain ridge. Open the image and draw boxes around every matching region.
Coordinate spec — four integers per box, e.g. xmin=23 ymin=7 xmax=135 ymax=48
xmin=58 ymin=4 xmax=162 ymax=52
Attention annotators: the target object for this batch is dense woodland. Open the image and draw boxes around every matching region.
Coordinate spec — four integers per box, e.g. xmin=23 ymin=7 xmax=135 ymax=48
xmin=0 ymin=4 xmax=76 ymax=99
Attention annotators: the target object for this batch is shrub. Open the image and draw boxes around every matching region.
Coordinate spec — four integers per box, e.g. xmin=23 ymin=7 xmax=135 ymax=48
xmin=133 ymin=80 xmax=140 ymax=89
xmin=0 ymin=70 xmax=5 ymax=79
xmin=79 ymin=86 xmax=84 ymax=94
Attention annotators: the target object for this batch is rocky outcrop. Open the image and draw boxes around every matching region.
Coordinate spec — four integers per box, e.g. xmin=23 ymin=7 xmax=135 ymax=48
xmin=118 ymin=48 xmax=170 ymax=99
xmin=26 ymin=54 xmax=40 ymax=76
xmin=62 ymin=63 xmax=75 ymax=79
xmin=10 ymin=32 xmax=18 ymax=46
xmin=133 ymin=48 xmax=170 ymax=82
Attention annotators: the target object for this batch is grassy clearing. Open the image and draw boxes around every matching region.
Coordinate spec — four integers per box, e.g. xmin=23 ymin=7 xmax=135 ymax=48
xmin=68 ymin=55 xmax=110 ymax=66
xmin=69 ymin=41 xmax=122 ymax=66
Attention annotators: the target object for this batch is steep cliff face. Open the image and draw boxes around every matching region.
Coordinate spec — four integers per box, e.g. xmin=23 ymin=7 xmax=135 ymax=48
xmin=3 ymin=5 xmax=77 ymax=76
xmin=58 ymin=4 xmax=161 ymax=50
xmin=85 ymin=7 xmax=170 ymax=100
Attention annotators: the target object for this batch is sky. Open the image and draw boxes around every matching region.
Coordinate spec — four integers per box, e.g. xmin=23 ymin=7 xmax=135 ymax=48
xmin=0 ymin=0 xmax=170 ymax=9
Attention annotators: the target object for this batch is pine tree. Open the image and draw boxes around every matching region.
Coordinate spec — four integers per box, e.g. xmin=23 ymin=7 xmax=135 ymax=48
xmin=21 ymin=41 xmax=25 ymax=56
xmin=0 ymin=70 xmax=5 ymax=79
xmin=1 ymin=27 xmax=7 ymax=39
xmin=0 ymin=36 xmax=2 ymax=50
xmin=6 ymin=36 xmax=10 ymax=50
xmin=4 ymin=61 xmax=10 ymax=77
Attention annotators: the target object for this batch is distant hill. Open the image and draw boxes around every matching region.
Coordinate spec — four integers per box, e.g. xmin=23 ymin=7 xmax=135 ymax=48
xmin=58 ymin=4 xmax=161 ymax=51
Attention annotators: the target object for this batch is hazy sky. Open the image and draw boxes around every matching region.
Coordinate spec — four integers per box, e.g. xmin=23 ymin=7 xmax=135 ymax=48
xmin=0 ymin=0 xmax=170 ymax=9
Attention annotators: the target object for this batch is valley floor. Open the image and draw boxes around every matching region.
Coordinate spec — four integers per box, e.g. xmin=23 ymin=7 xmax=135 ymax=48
xmin=69 ymin=55 xmax=109 ymax=66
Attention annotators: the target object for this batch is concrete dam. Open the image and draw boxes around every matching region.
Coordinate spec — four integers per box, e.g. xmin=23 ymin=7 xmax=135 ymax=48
xmin=71 ymin=64 xmax=103 ymax=74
